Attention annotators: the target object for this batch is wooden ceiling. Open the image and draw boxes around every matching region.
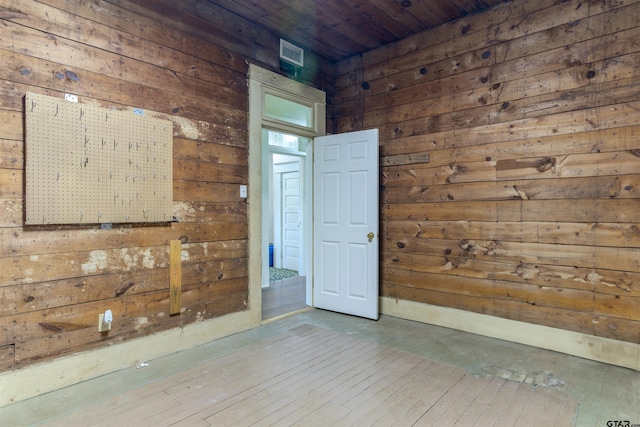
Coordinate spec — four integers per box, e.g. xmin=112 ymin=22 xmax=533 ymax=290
xmin=200 ymin=0 xmax=511 ymax=62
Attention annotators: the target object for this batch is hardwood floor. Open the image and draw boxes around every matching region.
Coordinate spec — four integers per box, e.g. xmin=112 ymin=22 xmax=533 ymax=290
xmin=14 ymin=324 xmax=578 ymax=426
xmin=262 ymin=276 xmax=308 ymax=320
xmin=2 ymin=310 xmax=638 ymax=426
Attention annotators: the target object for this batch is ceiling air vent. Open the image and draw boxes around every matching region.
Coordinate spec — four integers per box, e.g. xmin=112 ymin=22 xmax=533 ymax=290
xmin=280 ymin=39 xmax=304 ymax=67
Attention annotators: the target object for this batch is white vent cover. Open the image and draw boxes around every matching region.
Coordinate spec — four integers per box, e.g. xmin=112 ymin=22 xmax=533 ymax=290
xmin=280 ymin=39 xmax=304 ymax=67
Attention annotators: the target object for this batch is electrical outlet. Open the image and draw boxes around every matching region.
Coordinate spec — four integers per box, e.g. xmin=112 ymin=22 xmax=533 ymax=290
xmin=98 ymin=313 xmax=112 ymax=332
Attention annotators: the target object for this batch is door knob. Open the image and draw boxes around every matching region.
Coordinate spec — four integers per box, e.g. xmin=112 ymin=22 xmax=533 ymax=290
xmin=367 ymin=232 xmax=375 ymax=242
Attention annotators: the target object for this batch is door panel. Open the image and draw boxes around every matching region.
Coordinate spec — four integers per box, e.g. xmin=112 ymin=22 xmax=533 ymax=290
xmin=313 ymin=129 xmax=379 ymax=320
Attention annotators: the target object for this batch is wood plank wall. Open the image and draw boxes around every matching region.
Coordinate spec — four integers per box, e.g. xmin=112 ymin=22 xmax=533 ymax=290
xmin=333 ymin=0 xmax=640 ymax=344
xmin=0 ymin=0 xmax=330 ymax=371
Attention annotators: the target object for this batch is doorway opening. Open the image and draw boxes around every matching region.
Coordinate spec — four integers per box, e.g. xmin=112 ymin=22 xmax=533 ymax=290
xmin=247 ymin=65 xmax=326 ymax=325
xmin=264 ymin=131 xmax=309 ymax=320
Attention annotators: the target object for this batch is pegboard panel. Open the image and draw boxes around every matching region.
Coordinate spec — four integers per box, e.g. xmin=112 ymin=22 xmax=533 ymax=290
xmin=25 ymin=92 xmax=173 ymax=225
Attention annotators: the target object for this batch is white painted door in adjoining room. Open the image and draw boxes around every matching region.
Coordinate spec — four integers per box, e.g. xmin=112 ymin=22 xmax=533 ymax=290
xmin=281 ymin=170 xmax=301 ymax=271
xmin=273 ymin=155 xmax=301 ymax=272
xmin=313 ymin=129 xmax=379 ymax=320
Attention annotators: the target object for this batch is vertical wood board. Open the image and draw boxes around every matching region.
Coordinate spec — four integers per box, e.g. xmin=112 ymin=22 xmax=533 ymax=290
xmin=25 ymin=92 xmax=173 ymax=225
xmin=170 ymin=240 xmax=182 ymax=315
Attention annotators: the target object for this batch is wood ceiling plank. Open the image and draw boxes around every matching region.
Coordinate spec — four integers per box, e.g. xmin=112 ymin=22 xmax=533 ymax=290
xmin=189 ymin=0 xmax=511 ymax=61
xmin=277 ymin=0 xmax=382 ymax=50
xmin=351 ymin=0 xmax=426 ymax=37
xmin=200 ymin=0 xmax=360 ymax=60
xmin=312 ymin=0 xmax=399 ymax=46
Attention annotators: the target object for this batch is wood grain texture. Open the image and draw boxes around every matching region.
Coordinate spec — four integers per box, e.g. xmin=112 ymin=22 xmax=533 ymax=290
xmin=0 ymin=0 xmax=336 ymax=370
xmin=335 ymin=0 xmax=640 ymax=344
xmin=169 ymin=240 xmax=182 ymax=316
xmin=12 ymin=326 xmax=579 ymax=426
xmin=202 ymin=0 xmax=509 ymax=62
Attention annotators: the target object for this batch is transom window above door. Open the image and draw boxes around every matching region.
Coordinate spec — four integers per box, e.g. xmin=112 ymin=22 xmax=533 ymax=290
xmin=264 ymin=129 xmax=310 ymax=152
xmin=263 ymin=91 xmax=319 ymax=134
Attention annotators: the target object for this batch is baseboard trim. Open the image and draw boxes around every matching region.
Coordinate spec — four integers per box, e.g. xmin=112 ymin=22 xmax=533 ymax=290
xmin=380 ymin=297 xmax=640 ymax=371
xmin=0 ymin=310 xmax=252 ymax=408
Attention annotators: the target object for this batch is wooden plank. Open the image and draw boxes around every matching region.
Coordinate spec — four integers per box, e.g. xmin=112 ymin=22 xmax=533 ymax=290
xmin=383 ymin=220 xmax=640 ymax=249
xmin=0 ymin=344 xmax=15 ymax=371
xmin=336 ymin=0 xmax=563 ymax=76
xmin=382 ymin=199 xmax=640 ymax=223
xmin=382 ymin=152 xmax=430 ymax=167
xmin=173 ymin=159 xmax=247 ymax=183
xmin=0 ymin=240 xmax=248 ymax=287
xmin=13 ymin=291 xmax=248 ymax=364
xmin=382 ymin=282 xmax=640 ymax=343
xmin=4 ymin=277 xmax=248 ymax=349
xmin=381 ymin=252 xmax=640 ymax=297
xmin=0 ymin=198 xmax=23 ymax=227
xmin=171 ymin=201 xmax=246 ymax=223
xmin=0 ymin=109 xmax=23 ymax=141
xmin=381 ymin=268 xmax=597 ymax=312
xmin=382 ymin=162 xmax=496 ymax=187
xmin=39 ymin=0 xmax=249 ymax=73
xmin=173 ymin=138 xmax=248 ymax=166
xmin=169 ymin=240 xmax=182 ymax=315
xmin=354 ymin=53 xmax=640 ymax=132
xmin=103 ymin=0 xmax=332 ymax=91
xmin=382 ymin=236 xmax=640 ymax=273
xmin=195 ymin=0 xmax=382 ymax=58
xmin=173 ymin=181 xmax=246 ymax=203
xmin=336 ymin=0 xmax=640 ymax=89
xmin=366 ymin=98 xmax=640 ymax=156
xmin=363 ymin=72 xmax=640 ymax=139
xmin=105 ymin=0 xmax=271 ymax=65
xmin=0 ymin=258 xmax=248 ymax=317
xmin=382 ymin=124 xmax=640 ymax=160
xmin=370 ymin=93 xmax=640 ymax=146
xmin=0 ymin=168 xmax=21 ymax=198
xmin=0 ymin=139 xmax=22 ymax=169
xmin=594 ymin=293 xmax=640 ymax=322
xmin=340 ymin=37 xmax=640 ymax=121
xmin=496 ymin=151 xmax=640 ymax=181
xmin=0 ymin=81 xmax=248 ymax=148
xmin=2 ymin=1 xmax=247 ymax=107
xmin=382 ymin=174 xmax=640 ymax=203
xmin=0 ymin=50 xmax=247 ymax=130
xmin=0 ymin=22 xmax=245 ymax=119
xmin=0 ymin=222 xmax=248 ymax=258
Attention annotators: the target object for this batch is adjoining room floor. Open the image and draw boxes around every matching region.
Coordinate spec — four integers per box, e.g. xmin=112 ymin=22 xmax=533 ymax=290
xmin=2 ymin=310 xmax=639 ymax=426
xmin=262 ymin=274 xmax=307 ymax=320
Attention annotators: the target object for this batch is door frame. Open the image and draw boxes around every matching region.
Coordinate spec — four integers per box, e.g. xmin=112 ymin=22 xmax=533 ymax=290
xmin=248 ymin=64 xmax=326 ymax=326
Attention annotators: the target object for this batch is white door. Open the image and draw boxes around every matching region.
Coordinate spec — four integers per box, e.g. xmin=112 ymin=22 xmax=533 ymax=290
xmin=281 ymin=170 xmax=301 ymax=271
xmin=313 ymin=129 xmax=379 ymax=320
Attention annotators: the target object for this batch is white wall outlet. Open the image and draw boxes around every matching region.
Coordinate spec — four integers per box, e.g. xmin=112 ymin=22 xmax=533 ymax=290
xmin=240 ymin=185 xmax=247 ymax=198
xmin=98 ymin=311 xmax=112 ymax=332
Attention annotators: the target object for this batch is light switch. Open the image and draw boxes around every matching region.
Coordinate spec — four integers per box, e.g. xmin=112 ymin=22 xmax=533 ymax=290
xmin=240 ymin=185 xmax=247 ymax=198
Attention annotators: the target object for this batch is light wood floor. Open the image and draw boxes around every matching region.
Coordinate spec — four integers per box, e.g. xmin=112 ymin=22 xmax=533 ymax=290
xmin=262 ymin=276 xmax=307 ymax=320
xmin=2 ymin=310 xmax=639 ymax=426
